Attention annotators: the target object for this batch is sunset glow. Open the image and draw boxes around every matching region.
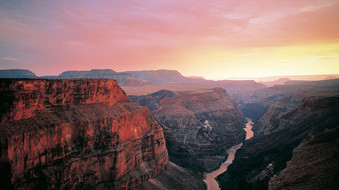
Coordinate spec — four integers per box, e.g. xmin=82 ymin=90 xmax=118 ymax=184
xmin=0 ymin=0 xmax=338 ymax=79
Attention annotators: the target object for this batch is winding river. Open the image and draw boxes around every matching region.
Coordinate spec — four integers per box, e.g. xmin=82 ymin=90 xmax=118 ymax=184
xmin=204 ymin=118 xmax=254 ymax=190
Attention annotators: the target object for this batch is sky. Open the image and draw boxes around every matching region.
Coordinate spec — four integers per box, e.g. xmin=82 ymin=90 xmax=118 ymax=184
xmin=0 ymin=0 xmax=338 ymax=80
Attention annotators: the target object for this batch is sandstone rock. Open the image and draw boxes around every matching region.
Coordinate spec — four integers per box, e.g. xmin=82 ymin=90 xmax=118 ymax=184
xmin=0 ymin=79 xmax=168 ymax=189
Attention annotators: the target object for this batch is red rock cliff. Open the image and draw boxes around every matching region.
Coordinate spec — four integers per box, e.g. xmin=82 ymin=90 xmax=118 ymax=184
xmin=0 ymin=79 xmax=168 ymax=189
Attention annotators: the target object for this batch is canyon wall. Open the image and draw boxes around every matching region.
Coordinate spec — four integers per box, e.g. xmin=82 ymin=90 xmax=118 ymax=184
xmin=0 ymin=79 xmax=168 ymax=189
xmin=268 ymin=126 xmax=339 ymax=189
xmin=130 ymin=88 xmax=246 ymax=170
xmin=239 ymin=79 xmax=339 ymax=133
xmin=218 ymin=95 xmax=339 ymax=189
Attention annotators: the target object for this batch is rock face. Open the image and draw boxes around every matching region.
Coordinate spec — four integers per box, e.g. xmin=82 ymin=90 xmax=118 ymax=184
xmin=255 ymin=102 xmax=292 ymax=135
xmin=218 ymin=96 xmax=339 ymax=190
xmin=130 ymin=88 xmax=246 ymax=165
xmin=0 ymin=79 xmax=168 ymax=189
xmin=160 ymin=123 xmax=204 ymax=173
xmin=268 ymin=126 xmax=339 ymax=190
xmin=0 ymin=69 xmax=37 ymax=78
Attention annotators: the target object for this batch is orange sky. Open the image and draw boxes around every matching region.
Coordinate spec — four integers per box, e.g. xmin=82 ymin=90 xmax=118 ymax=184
xmin=0 ymin=0 xmax=338 ymax=79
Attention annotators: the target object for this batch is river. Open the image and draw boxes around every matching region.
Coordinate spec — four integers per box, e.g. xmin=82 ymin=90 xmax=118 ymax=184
xmin=204 ymin=118 xmax=254 ymax=190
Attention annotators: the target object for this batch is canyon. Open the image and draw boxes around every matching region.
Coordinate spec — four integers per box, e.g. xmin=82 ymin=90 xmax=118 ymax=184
xmin=129 ymin=88 xmax=246 ymax=171
xmin=1 ymin=69 xmax=339 ymax=190
xmin=0 ymin=79 xmax=169 ymax=189
xmin=218 ymin=92 xmax=339 ymax=189
xmin=204 ymin=118 xmax=254 ymax=190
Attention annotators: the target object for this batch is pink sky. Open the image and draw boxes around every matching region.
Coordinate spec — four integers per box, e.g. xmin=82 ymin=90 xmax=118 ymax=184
xmin=0 ymin=0 xmax=338 ymax=79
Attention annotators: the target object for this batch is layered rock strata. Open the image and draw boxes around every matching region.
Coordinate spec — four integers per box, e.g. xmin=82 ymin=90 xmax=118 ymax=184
xmin=130 ymin=88 xmax=246 ymax=158
xmin=0 ymin=79 xmax=168 ymax=189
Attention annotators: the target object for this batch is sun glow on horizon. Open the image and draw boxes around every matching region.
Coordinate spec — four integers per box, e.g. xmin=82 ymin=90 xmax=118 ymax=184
xmin=0 ymin=0 xmax=338 ymax=78
xmin=170 ymin=42 xmax=339 ymax=80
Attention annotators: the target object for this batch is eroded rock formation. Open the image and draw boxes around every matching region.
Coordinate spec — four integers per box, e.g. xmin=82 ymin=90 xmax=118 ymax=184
xmin=130 ymin=88 xmax=246 ymax=170
xmin=0 ymin=79 xmax=168 ymax=189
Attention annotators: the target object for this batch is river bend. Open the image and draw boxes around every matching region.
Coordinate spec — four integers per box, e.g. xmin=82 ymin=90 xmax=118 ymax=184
xmin=204 ymin=118 xmax=254 ymax=190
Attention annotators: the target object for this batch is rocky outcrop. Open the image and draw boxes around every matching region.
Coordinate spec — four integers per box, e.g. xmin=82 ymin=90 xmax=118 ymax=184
xmin=0 ymin=79 xmax=168 ymax=189
xmin=0 ymin=69 xmax=37 ymax=78
xmin=130 ymin=88 xmax=246 ymax=170
xmin=0 ymin=78 xmax=129 ymax=122
xmin=218 ymin=95 xmax=339 ymax=190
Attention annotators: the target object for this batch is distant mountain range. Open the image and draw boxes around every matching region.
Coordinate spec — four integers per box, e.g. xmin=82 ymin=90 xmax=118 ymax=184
xmin=0 ymin=69 xmax=37 ymax=78
xmin=1 ymin=68 xmax=338 ymax=100
xmin=257 ymin=74 xmax=339 ymax=82
xmin=0 ymin=68 xmax=265 ymax=96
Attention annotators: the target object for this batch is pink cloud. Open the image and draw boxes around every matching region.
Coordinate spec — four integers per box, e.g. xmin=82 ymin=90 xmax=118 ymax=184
xmin=0 ymin=0 xmax=338 ymax=76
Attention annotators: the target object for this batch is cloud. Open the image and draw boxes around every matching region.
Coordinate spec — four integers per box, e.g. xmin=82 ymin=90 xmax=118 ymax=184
xmin=0 ymin=0 xmax=338 ymax=76
xmin=1 ymin=57 xmax=18 ymax=61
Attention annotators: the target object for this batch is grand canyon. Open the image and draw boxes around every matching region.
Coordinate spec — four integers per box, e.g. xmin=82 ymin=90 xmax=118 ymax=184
xmin=1 ymin=1 xmax=339 ymax=189
xmin=0 ymin=69 xmax=338 ymax=190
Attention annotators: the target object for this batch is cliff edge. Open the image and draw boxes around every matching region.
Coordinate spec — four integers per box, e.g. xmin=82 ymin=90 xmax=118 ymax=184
xmin=0 ymin=79 xmax=168 ymax=189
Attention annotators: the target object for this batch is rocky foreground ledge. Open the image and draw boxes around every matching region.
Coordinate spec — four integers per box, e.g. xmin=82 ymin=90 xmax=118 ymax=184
xmin=0 ymin=79 xmax=169 ymax=189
